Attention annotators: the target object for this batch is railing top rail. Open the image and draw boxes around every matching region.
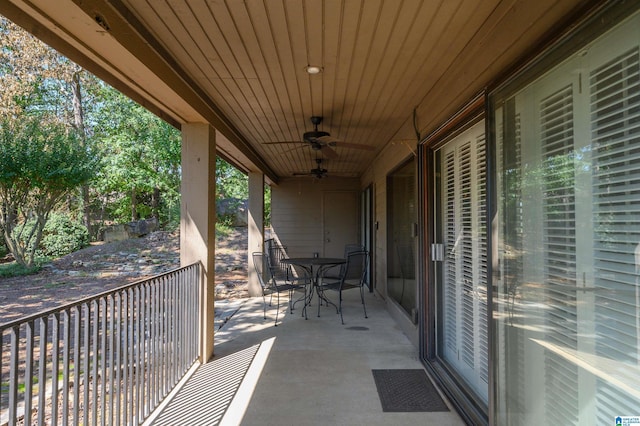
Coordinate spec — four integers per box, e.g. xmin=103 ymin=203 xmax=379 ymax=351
xmin=0 ymin=261 xmax=202 ymax=331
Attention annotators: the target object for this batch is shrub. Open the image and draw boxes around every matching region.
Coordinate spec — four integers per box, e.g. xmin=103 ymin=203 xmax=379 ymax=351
xmin=39 ymin=213 xmax=89 ymax=258
xmin=0 ymin=235 xmax=7 ymax=258
xmin=0 ymin=262 xmax=40 ymax=278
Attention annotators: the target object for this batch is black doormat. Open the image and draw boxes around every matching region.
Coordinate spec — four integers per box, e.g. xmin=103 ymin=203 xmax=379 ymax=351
xmin=372 ymin=369 xmax=449 ymax=412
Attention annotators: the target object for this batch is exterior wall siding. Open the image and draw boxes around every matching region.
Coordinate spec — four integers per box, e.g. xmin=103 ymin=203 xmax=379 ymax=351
xmin=362 ymin=143 xmax=419 ymax=343
xmin=270 ymin=177 xmax=361 ymax=258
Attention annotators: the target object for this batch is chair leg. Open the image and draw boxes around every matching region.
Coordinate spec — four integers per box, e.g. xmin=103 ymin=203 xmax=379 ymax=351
xmin=288 ymin=289 xmax=293 ymax=313
xmin=360 ymin=286 xmax=368 ymax=319
xmin=274 ymin=291 xmax=280 ymax=326
xmin=339 ymin=293 xmax=344 ymax=325
xmin=302 ymin=285 xmax=309 ymax=320
xmin=262 ymin=291 xmax=267 ymax=320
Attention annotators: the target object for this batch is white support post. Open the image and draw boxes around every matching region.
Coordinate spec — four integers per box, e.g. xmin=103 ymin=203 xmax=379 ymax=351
xmin=180 ymin=123 xmax=216 ymax=362
xmin=247 ymin=172 xmax=265 ymax=297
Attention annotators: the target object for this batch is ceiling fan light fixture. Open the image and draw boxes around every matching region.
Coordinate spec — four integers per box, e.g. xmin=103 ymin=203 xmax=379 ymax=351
xmin=305 ymin=65 xmax=322 ymax=74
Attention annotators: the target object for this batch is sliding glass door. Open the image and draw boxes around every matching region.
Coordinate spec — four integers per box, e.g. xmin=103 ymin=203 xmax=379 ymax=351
xmin=387 ymin=159 xmax=416 ymax=316
xmin=492 ymin=8 xmax=640 ymax=424
xmin=433 ymin=120 xmax=489 ymax=404
xmin=361 ymin=185 xmax=374 ymax=290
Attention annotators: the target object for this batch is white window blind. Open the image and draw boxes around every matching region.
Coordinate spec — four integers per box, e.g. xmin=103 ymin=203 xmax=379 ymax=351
xmin=440 ymin=122 xmax=488 ymax=403
xmin=590 ymin=47 xmax=640 ymax=423
xmin=444 ymin=149 xmax=458 ymax=355
xmin=539 ymin=85 xmax=580 ymax=423
xmin=476 ymin=134 xmax=489 ymax=384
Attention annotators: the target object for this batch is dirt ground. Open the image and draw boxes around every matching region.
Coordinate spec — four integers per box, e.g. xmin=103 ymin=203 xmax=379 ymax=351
xmin=0 ymin=228 xmax=249 ymax=325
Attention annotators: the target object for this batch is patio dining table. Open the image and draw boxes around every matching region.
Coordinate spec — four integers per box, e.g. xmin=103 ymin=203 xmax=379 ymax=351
xmin=282 ymin=257 xmax=345 ymax=319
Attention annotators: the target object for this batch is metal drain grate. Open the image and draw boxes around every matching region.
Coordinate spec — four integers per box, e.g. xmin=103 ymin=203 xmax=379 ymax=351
xmin=372 ymin=369 xmax=449 ymax=412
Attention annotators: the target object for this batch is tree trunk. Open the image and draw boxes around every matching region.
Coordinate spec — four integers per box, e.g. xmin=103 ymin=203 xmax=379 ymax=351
xmin=72 ymin=71 xmax=91 ymax=233
xmin=131 ymin=187 xmax=138 ymax=221
xmin=151 ymin=187 xmax=160 ymax=219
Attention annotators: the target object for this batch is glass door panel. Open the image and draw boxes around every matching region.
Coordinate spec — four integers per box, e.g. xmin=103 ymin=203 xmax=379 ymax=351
xmin=492 ymin=8 xmax=640 ymax=424
xmin=387 ymin=159 xmax=416 ymax=316
xmin=435 ymin=120 xmax=489 ymax=403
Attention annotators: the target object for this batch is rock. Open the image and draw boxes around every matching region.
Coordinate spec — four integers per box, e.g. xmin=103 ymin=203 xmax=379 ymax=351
xmin=217 ymin=198 xmax=248 ymax=227
xmin=126 ymin=217 xmax=158 ymax=237
xmin=103 ymin=225 xmax=130 ymax=243
xmin=102 ymin=218 xmax=159 ymax=241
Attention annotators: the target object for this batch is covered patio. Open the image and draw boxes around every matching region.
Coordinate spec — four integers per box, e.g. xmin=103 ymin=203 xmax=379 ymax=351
xmin=148 ymin=291 xmax=464 ymax=426
xmin=5 ymin=0 xmax=637 ymax=424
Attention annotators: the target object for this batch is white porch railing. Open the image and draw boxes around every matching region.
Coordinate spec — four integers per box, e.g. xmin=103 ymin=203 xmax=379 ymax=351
xmin=1 ymin=262 xmax=201 ymax=426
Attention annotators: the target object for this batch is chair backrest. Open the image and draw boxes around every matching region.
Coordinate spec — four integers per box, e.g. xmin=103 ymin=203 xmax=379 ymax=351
xmin=252 ymin=252 xmax=271 ymax=290
xmin=344 ymin=243 xmax=365 ymax=255
xmin=266 ymin=243 xmax=290 ymax=281
xmin=342 ymin=250 xmax=369 ymax=286
xmin=332 ymin=243 xmax=364 ymax=276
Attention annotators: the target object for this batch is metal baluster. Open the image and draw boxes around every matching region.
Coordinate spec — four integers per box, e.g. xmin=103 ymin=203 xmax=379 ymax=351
xmin=160 ymin=276 xmax=171 ymax=400
xmin=100 ymin=298 xmax=107 ymax=426
xmin=51 ymin=313 xmax=60 ymax=426
xmin=169 ymin=275 xmax=176 ymax=385
xmin=107 ymin=296 xmax=115 ymax=426
xmin=175 ymin=273 xmax=181 ymax=374
xmin=149 ymin=281 xmax=154 ymax=416
xmin=135 ymin=285 xmax=142 ymax=424
xmin=123 ymin=289 xmax=135 ymax=424
xmin=62 ymin=310 xmax=71 ymax=425
xmin=82 ymin=304 xmax=90 ymax=425
xmin=154 ymin=278 xmax=162 ymax=406
xmin=73 ymin=306 xmax=81 ymax=426
xmin=193 ymin=266 xmax=199 ymax=362
xmin=9 ymin=326 xmax=19 ymax=425
xmin=114 ymin=294 xmax=121 ymax=426
xmin=23 ymin=321 xmax=33 ymax=426
xmin=183 ymin=270 xmax=188 ymax=369
xmin=91 ymin=300 xmax=99 ymax=425
xmin=38 ymin=316 xmax=48 ymax=425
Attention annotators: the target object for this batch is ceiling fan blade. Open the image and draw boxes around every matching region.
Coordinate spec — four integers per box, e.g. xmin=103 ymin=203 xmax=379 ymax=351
xmin=316 ymin=135 xmax=374 ymax=151
xmin=319 ymin=144 xmax=338 ymax=159
xmin=335 ymin=142 xmax=375 ymax=151
xmin=293 ymin=172 xmax=326 ymax=179
xmin=263 ymin=141 xmax=306 ymax=145
xmin=317 ymin=135 xmax=341 ymax=144
xmin=283 ymin=145 xmax=308 ymax=154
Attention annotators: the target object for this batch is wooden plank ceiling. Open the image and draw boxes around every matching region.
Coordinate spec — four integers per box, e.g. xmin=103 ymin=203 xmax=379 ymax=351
xmin=119 ymin=0 xmax=503 ymax=178
xmin=2 ymin=0 xmax=588 ymax=180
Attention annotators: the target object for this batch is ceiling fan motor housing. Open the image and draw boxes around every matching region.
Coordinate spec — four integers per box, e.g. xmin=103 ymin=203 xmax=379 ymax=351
xmin=303 ymin=130 xmax=330 ymax=145
xmin=311 ymin=167 xmax=328 ymax=178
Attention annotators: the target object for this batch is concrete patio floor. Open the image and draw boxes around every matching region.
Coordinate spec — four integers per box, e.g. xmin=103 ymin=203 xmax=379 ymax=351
xmin=148 ymin=289 xmax=466 ymax=425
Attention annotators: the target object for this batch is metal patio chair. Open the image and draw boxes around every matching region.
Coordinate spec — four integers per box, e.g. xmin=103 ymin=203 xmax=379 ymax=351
xmin=317 ymin=250 xmax=369 ymax=324
xmin=322 ymin=243 xmax=364 ymax=280
xmin=252 ymin=251 xmax=308 ymax=326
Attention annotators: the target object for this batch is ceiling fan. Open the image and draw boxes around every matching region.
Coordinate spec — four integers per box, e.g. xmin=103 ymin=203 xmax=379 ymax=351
xmin=264 ymin=116 xmax=374 ymax=159
xmin=293 ymin=158 xmax=329 ymax=179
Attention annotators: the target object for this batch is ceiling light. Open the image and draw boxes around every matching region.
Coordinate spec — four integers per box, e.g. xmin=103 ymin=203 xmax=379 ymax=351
xmin=306 ymin=65 xmax=322 ymax=75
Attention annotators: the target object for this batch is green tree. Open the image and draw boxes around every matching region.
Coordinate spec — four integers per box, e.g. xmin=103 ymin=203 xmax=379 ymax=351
xmin=216 ymin=157 xmax=248 ymax=199
xmin=91 ymin=87 xmax=181 ymax=226
xmin=2 ymin=16 xmax=103 ymax=234
xmin=0 ymin=117 xmax=96 ymax=266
